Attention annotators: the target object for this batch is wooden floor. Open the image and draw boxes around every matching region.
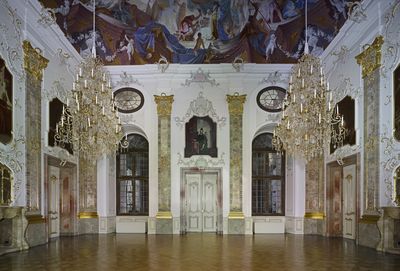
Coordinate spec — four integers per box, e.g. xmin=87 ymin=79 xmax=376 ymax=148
xmin=1 ymin=234 xmax=400 ymax=271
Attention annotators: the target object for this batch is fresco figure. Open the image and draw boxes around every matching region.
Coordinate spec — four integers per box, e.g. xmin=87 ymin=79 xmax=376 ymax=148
xmin=293 ymin=25 xmax=334 ymax=58
xmin=329 ymin=0 xmax=349 ymax=19
xmin=265 ymin=33 xmax=277 ymax=60
xmin=211 ymin=1 xmax=219 ymax=40
xmin=117 ymin=34 xmax=135 ymax=62
xmin=257 ymin=0 xmax=284 ymax=24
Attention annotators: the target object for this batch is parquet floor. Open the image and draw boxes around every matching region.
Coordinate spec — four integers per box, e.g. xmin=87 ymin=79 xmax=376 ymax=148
xmin=1 ymin=234 xmax=400 ymax=271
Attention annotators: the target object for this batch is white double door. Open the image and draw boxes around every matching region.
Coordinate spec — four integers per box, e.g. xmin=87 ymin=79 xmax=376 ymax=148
xmin=342 ymin=164 xmax=356 ymax=240
xmin=186 ymin=173 xmax=217 ymax=232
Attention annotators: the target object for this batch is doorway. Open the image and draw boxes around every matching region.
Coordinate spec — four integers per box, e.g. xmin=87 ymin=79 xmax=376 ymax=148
xmin=46 ymin=155 xmax=77 ymax=238
xmin=326 ymin=155 xmax=358 ymax=240
xmin=181 ymin=168 xmax=222 ymax=233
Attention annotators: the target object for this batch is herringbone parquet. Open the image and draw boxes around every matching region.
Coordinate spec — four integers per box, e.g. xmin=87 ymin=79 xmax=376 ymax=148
xmin=1 ymin=234 xmax=400 ymax=271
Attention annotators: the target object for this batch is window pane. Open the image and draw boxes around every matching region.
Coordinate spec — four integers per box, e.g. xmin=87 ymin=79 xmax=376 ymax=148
xmin=119 ymin=180 xmax=133 ymax=214
xmin=268 ymin=153 xmax=282 ymax=176
xmin=270 ymin=180 xmax=281 ymax=214
xmin=135 ymin=152 xmax=148 ymax=177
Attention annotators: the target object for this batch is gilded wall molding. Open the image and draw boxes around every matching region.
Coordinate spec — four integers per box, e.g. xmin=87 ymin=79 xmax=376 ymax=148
xmin=22 ymin=40 xmax=49 ymax=81
xmin=355 ymin=35 xmax=384 ymax=78
xmin=154 ymin=93 xmax=174 ymax=116
xmin=226 ymin=93 xmax=247 ymax=116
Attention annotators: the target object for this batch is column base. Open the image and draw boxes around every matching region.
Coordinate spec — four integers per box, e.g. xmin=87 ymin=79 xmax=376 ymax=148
xmin=228 ymin=211 xmax=245 ymax=234
xmin=156 ymin=211 xmax=173 ymax=234
xmin=78 ymin=212 xmax=99 ymax=234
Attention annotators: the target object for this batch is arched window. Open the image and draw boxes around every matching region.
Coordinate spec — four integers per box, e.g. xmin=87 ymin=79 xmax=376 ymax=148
xmin=116 ymin=134 xmax=149 ymax=215
xmin=0 ymin=163 xmax=12 ymax=206
xmin=252 ymin=133 xmax=285 ymax=215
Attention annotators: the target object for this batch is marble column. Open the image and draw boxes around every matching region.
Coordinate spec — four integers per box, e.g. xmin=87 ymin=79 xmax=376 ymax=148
xmin=154 ymin=94 xmax=174 ymax=234
xmin=22 ymin=40 xmax=48 ymax=218
xmin=356 ymin=35 xmax=383 ymax=221
xmin=226 ymin=93 xmax=246 ymax=234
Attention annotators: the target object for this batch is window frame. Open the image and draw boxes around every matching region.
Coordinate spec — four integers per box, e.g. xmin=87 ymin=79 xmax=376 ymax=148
xmin=252 ymin=133 xmax=285 ymax=216
xmin=116 ymin=134 xmax=149 ymax=216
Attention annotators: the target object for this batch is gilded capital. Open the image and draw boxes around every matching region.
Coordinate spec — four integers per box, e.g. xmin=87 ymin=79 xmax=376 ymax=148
xmin=355 ymin=35 xmax=384 ymax=78
xmin=227 ymin=93 xmax=246 ymax=115
xmin=154 ymin=94 xmax=174 ymax=116
xmin=23 ymin=40 xmax=49 ymax=81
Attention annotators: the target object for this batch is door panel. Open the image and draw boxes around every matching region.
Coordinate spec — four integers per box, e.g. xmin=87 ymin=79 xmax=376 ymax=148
xmin=49 ymin=166 xmax=60 ymax=238
xmin=202 ymin=173 xmax=217 ymax=232
xmin=186 ymin=172 xmax=217 ymax=232
xmin=187 ymin=174 xmax=202 ymax=232
xmin=343 ymin=164 xmax=356 ymax=239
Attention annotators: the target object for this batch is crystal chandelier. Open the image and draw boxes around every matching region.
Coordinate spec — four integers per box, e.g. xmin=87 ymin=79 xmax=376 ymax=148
xmin=54 ymin=0 xmax=122 ymax=160
xmin=272 ymin=1 xmax=346 ymax=161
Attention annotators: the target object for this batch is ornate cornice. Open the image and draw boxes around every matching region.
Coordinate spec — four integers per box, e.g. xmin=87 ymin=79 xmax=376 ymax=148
xmin=154 ymin=94 xmax=174 ymax=117
xmin=226 ymin=93 xmax=246 ymax=116
xmin=355 ymin=35 xmax=384 ymax=78
xmin=22 ymin=40 xmax=49 ymax=81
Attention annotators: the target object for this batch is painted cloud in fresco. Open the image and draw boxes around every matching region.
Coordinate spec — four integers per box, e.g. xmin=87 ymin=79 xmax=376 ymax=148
xmin=41 ymin=0 xmax=353 ymax=65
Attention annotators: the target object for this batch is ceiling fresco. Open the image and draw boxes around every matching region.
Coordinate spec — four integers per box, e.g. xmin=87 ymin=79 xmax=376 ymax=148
xmin=40 ymin=0 xmax=354 ymax=65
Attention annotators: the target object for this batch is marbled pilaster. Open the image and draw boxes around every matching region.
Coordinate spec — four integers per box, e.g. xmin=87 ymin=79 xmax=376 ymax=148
xmin=356 ymin=35 xmax=383 ymax=218
xmin=154 ymin=94 xmax=174 ymax=234
xmin=226 ymin=93 xmax=246 ymax=234
xmin=22 ymin=40 xmax=48 ymax=213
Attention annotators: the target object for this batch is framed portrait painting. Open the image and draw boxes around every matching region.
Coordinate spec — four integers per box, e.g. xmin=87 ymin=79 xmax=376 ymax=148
xmin=185 ymin=116 xmax=217 ymax=158
xmin=0 ymin=57 xmax=12 ymax=144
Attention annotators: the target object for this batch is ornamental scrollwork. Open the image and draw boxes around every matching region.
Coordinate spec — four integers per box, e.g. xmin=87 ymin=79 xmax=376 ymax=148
xmin=174 ymin=92 xmax=226 ymax=128
xmin=115 ymin=71 xmax=143 ymax=87
xmin=177 ymin=152 xmax=225 ymax=168
xmin=258 ymin=71 xmax=287 ymax=85
xmin=181 ymin=68 xmax=219 ymax=88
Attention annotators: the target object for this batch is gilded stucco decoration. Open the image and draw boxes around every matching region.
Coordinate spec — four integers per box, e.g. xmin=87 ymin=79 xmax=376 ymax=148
xmin=154 ymin=93 xmax=174 ymax=117
xmin=174 ymin=92 xmax=226 ymax=128
xmin=355 ymin=35 xmax=384 ymax=78
xmin=22 ymin=40 xmax=49 ymax=81
xmin=181 ymin=68 xmax=219 ymax=88
xmin=227 ymin=93 xmax=247 ymax=116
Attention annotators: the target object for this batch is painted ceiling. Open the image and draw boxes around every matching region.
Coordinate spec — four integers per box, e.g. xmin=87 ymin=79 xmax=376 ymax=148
xmin=40 ymin=0 xmax=354 ymax=65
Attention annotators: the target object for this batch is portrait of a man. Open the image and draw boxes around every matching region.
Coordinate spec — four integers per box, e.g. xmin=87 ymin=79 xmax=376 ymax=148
xmin=0 ymin=57 xmax=13 ymax=144
xmin=185 ymin=116 xmax=217 ymax=158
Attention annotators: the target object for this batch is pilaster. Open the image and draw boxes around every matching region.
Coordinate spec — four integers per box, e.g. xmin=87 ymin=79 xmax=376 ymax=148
xmin=22 ymin=40 xmax=48 ymax=214
xmin=226 ymin=93 xmax=246 ymax=234
xmin=355 ymin=35 xmax=383 ymax=220
xmin=154 ymin=93 xmax=174 ymax=234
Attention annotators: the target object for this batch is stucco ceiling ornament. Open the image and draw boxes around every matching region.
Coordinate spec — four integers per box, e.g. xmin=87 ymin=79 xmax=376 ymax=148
xmin=232 ymin=57 xmax=244 ymax=72
xmin=347 ymin=1 xmax=367 ymax=23
xmin=157 ymin=56 xmax=169 ymax=73
xmin=258 ymin=71 xmax=287 ymax=85
xmin=331 ymin=76 xmax=361 ymax=103
xmin=37 ymin=7 xmax=57 ymax=27
xmin=181 ymin=68 xmax=219 ymax=88
xmin=174 ymin=91 xmax=226 ymax=128
xmin=115 ymin=71 xmax=143 ymax=87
